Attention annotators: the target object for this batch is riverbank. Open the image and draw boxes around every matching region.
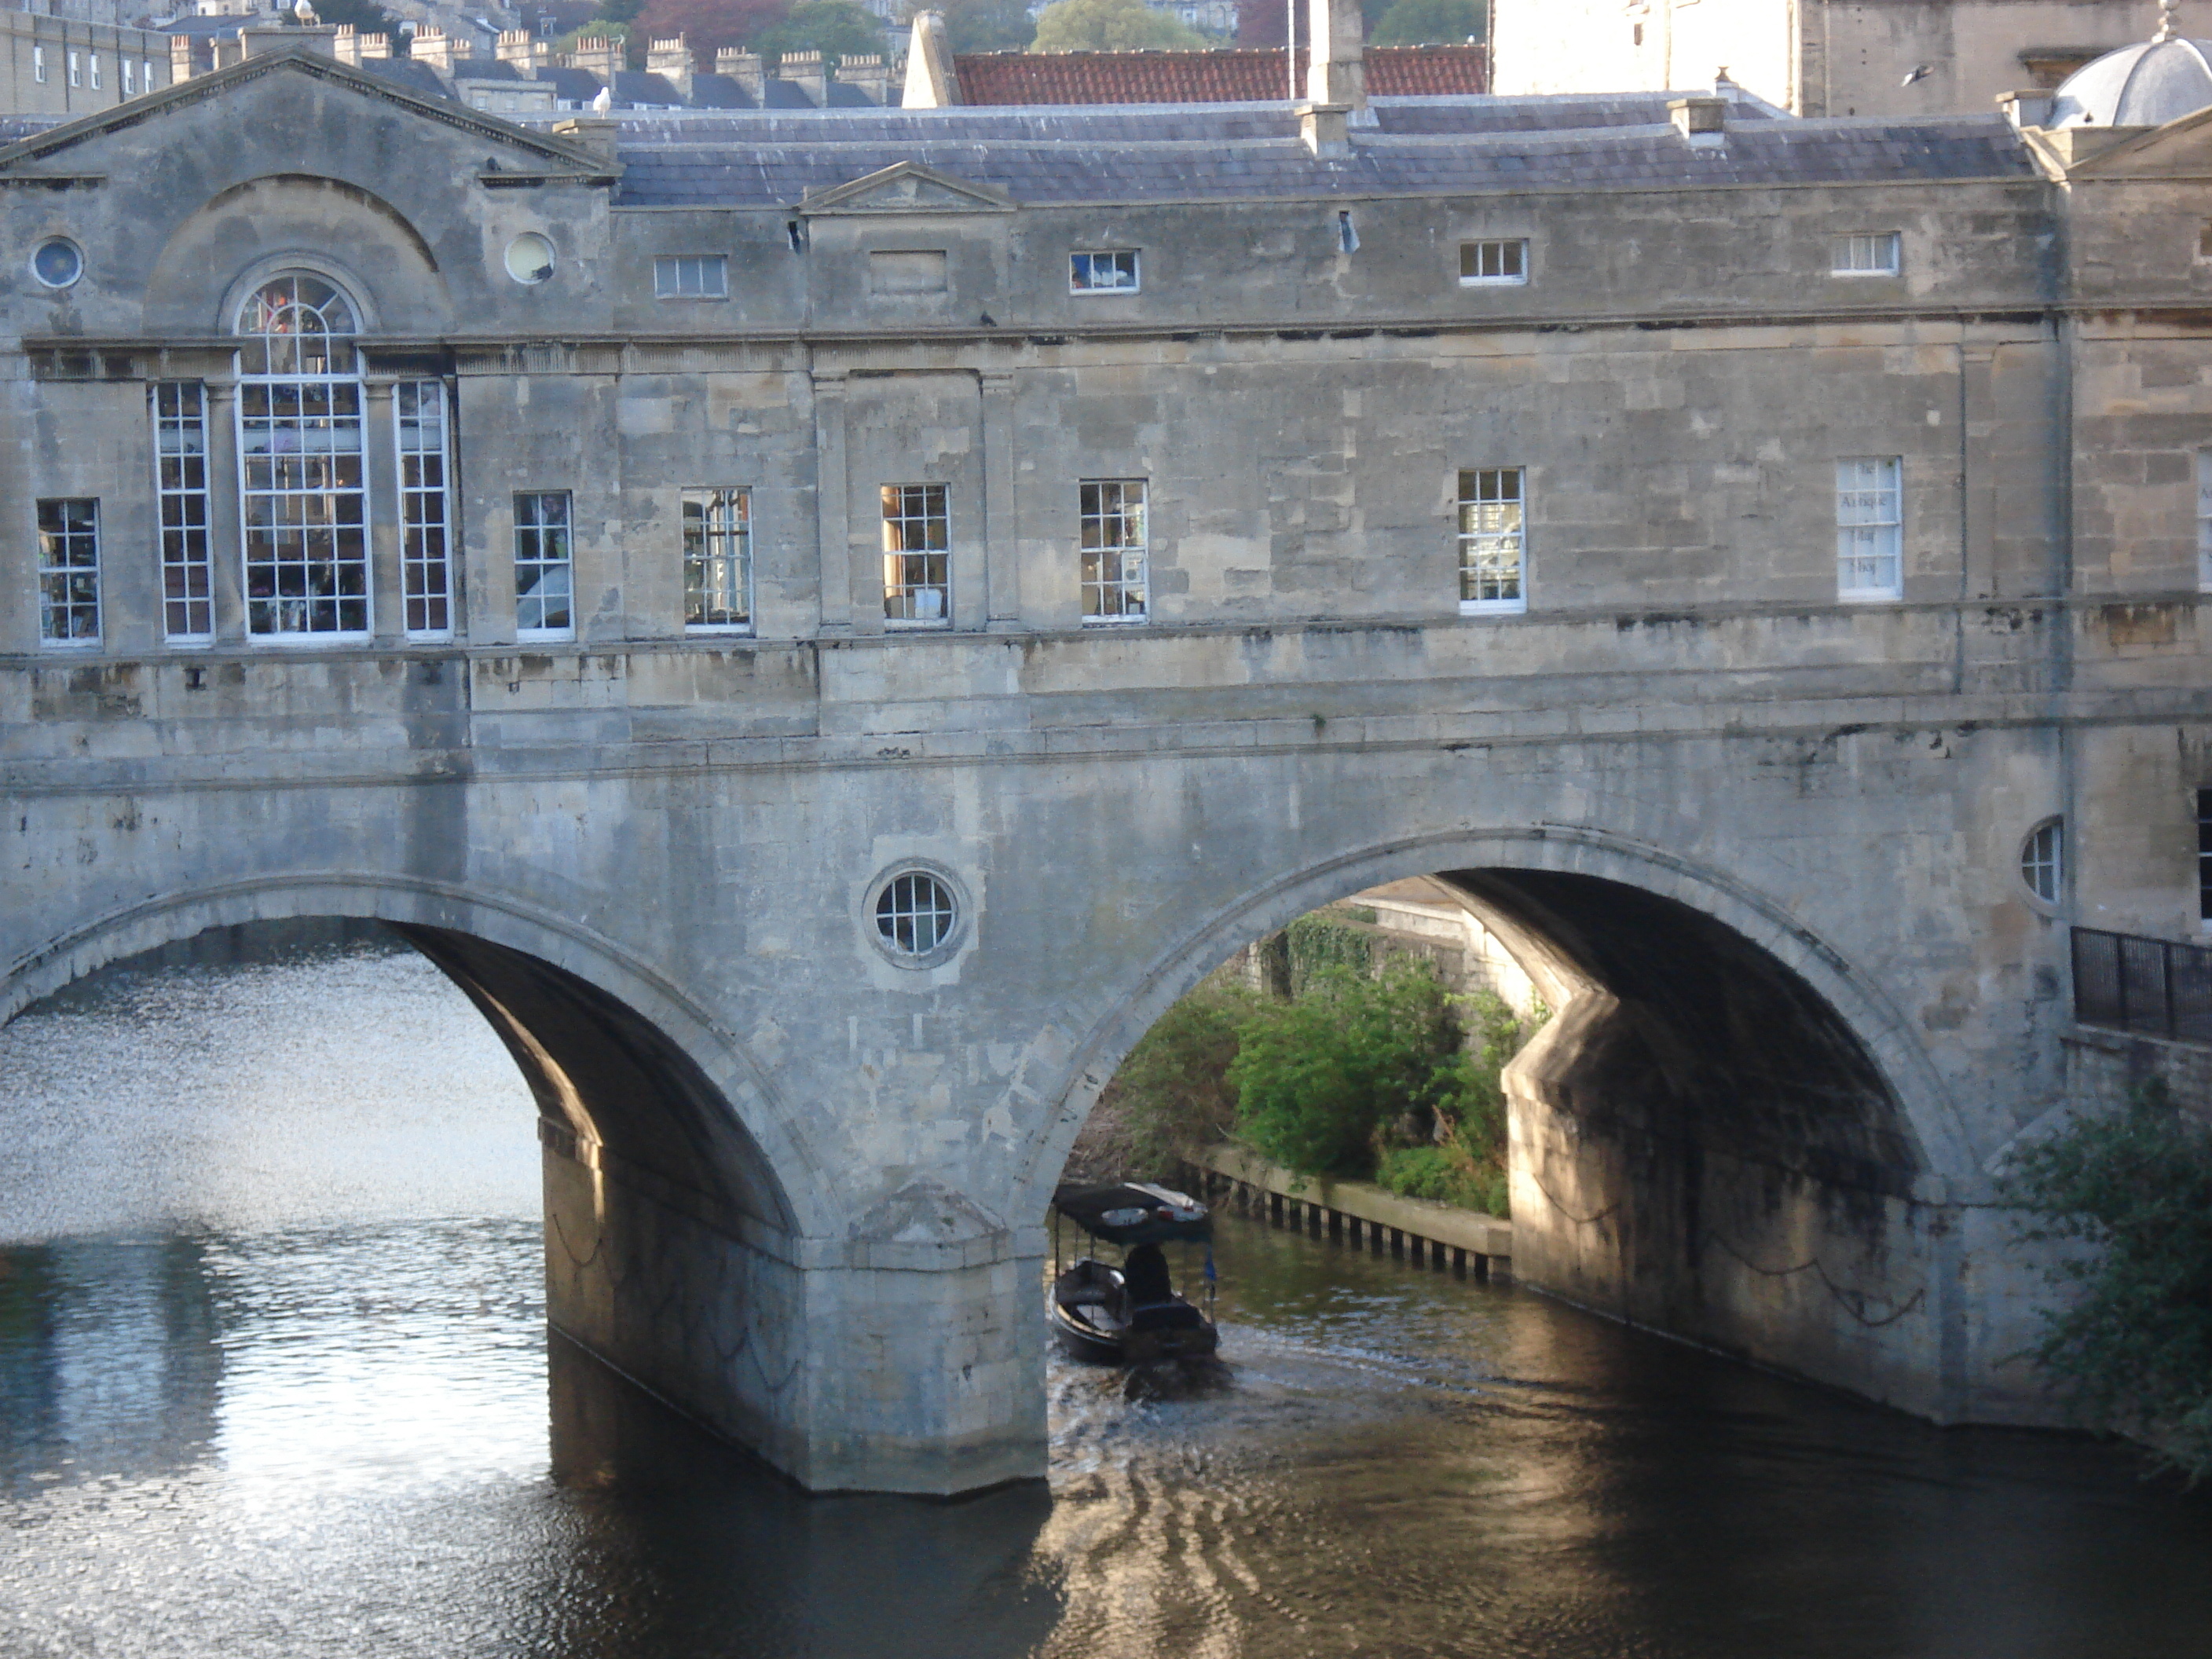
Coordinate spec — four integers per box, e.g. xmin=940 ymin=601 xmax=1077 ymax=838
xmin=1185 ymin=1142 xmax=1513 ymax=1278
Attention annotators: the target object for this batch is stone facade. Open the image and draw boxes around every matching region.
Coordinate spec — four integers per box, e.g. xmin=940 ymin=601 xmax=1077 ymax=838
xmin=2 ymin=46 xmax=2210 ymax=1491
xmin=0 ymin=10 xmax=170 ymax=116
xmin=1494 ymin=0 xmax=2210 ymax=116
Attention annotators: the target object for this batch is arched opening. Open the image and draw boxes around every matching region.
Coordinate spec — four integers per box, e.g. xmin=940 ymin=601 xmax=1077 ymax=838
xmin=1049 ymin=847 xmax=1952 ymax=1421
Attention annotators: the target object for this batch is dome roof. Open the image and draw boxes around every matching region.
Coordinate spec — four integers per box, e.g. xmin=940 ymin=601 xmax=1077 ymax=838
xmin=2049 ymin=36 xmax=2212 ymax=128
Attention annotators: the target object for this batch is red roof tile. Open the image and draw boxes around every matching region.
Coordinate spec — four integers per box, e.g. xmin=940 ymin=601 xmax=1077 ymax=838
xmin=950 ymin=44 xmax=1487 ymax=105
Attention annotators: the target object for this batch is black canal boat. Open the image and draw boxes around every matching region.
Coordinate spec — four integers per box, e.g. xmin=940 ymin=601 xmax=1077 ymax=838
xmin=1048 ymin=1181 xmax=1219 ymax=1364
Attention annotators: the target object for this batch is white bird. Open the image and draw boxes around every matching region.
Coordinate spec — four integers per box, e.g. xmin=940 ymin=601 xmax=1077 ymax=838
xmin=1901 ymin=63 xmax=1931 ymax=86
xmin=591 ymin=84 xmax=613 ymax=113
xmin=293 ymin=0 xmax=317 ymax=21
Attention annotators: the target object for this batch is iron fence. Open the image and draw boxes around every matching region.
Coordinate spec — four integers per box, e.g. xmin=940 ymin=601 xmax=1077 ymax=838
xmin=2071 ymin=926 xmax=2212 ymax=1046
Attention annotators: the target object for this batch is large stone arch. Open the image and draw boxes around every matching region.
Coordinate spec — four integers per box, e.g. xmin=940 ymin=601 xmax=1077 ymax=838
xmin=0 ymin=868 xmax=815 ymax=1235
xmin=1023 ymin=824 xmax=1975 ymax=1208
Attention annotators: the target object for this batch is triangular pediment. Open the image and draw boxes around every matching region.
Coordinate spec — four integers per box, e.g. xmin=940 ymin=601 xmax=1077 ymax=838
xmin=0 ymin=46 xmax=614 ymax=182
xmin=2052 ymin=100 xmax=2212 ymax=178
xmin=798 ymin=161 xmax=1015 ymax=217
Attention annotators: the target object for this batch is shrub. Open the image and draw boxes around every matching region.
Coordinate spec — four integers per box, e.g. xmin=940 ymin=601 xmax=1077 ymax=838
xmin=1079 ymin=981 xmax=1250 ymax=1181
xmin=2000 ymin=1082 xmax=2212 ymax=1483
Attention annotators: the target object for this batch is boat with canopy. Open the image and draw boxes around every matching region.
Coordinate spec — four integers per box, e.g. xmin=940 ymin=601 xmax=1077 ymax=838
xmin=1047 ymin=1181 xmax=1220 ymax=1364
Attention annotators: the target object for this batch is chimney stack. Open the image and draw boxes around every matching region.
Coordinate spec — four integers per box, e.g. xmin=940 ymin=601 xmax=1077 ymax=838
xmin=778 ymin=49 xmax=826 ymax=105
xmin=564 ymin=35 xmax=621 ymax=84
xmin=496 ymin=28 xmax=543 ymax=72
xmin=1304 ymin=0 xmax=1364 ymax=110
xmin=1669 ymin=94 xmax=1727 ymax=146
xmin=716 ymin=46 xmax=764 ymax=103
xmin=411 ymin=25 xmax=470 ymax=75
xmin=646 ymin=35 xmax=693 ymax=98
xmin=834 ymin=52 xmax=888 ymax=104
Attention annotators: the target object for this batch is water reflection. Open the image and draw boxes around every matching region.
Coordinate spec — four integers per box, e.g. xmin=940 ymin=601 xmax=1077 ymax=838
xmin=1 ymin=941 xmax=2208 ymax=1658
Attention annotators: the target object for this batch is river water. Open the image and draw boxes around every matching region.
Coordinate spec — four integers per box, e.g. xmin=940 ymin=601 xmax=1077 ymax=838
xmin=2 ymin=941 xmax=2207 ymax=1659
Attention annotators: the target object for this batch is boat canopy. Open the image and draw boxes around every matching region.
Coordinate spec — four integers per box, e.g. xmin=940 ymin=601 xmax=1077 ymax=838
xmin=1053 ymin=1181 xmax=1213 ymax=1245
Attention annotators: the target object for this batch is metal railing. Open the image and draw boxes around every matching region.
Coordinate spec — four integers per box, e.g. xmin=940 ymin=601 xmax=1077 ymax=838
xmin=2071 ymin=926 xmax=2212 ymax=1046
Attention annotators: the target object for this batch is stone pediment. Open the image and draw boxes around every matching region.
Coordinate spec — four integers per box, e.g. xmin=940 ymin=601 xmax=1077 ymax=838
xmin=797 ymin=160 xmax=1016 ymax=217
xmin=0 ymin=46 xmax=616 ymax=183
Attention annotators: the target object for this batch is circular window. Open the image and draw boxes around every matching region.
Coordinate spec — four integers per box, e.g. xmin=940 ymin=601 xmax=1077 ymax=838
xmin=504 ymin=232 xmax=555 ymax=285
xmin=2020 ymin=817 xmax=2064 ymax=906
xmin=872 ymin=869 xmax=962 ymax=965
xmin=31 ymin=237 xmax=82 ymax=289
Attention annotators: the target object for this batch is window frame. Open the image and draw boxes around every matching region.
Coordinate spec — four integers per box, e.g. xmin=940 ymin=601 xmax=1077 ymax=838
xmin=35 ymin=496 xmax=102 ymax=647
xmin=1079 ymin=478 xmax=1148 ymax=624
xmin=397 ymin=379 xmax=454 ymax=641
xmin=122 ymin=57 xmax=134 ymax=97
xmin=1456 ymin=466 xmax=1529 ymax=615
xmin=152 ymin=383 xmax=214 ymax=645
xmin=1836 ymin=456 xmax=1905 ymax=601
xmin=2199 ymin=788 xmax=2212 ymax=930
xmin=513 ymin=489 xmax=575 ymax=642
xmin=68 ymin=50 xmax=79 ymax=88
xmin=2196 ymin=450 xmax=2212 ymax=594
xmin=1458 ymin=239 xmax=1529 ymax=287
xmin=88 ymin=53 xmax=99 ymax=90
xmin=682 ymin=485 xmax=754 ymax=633
xmin=653 ymin=254 xmax=729 ymax=300
xmin=33 ymin=46 xmax=45 ymax=84
xmin=1830 ymin=232 xmax=1902 ymax=277
xmin=1069 ymin=249 xmax=1141 ymax=295
xmin=2020 ymin=817 xmax=2064 ymax=910
xmin=881 ymin=482 xmax=950 ymax=628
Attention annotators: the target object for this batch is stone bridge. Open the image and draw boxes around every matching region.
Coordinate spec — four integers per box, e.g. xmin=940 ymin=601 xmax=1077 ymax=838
xmin=2 ymin=617 xmax=2141 ymax=1492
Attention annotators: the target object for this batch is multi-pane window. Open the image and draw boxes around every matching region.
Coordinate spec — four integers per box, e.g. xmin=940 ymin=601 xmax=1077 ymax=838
xmin=1459 ymin=240 xmax=1528 ymax=285
xmin=2020 ymin=819 xmax=2063 ymax=906
xmin=1079 ymin=479 xmax=1147 ymax=623
xmin=2196 ymin=451 xmax=2212 ymax=591
xmin=237 ymin=274 xmax=368 ymax=638
xmin=1837 ymin=456 xmax=1903 ymax=599
xmin=514 ymin=492 xmax=573 ymax=639
xmin=1831 ymin=233 xmax=1901 ymax=276
xmin=88 ymin=53 xmax=99 ymax=90
xmin=1457 ymin=467 xmax=1526 ymax=612
xmin=683 ymin=487 xmax=752 ymax=630
xmin=122 ymin=58 xmax=133 ymax=96
xmin=875 ymin=871 xmax=958 ymax=958
xmin=654 ymin=255 xmax=727 ymax=298
xmin=397 ymin=381 xmax=452 ymax=638
xmin=1070 ymin=250 xmax=1139 ymax=293
xmin=36 ymin=498 xmax=100 ymax=645
xmin=68 ymin=51 xmax=79 ymax=87
xmin=32 ymin=46 xmax=44 ymax=83
xmin=881 ymin=483 xmax=950 ymax=626
xmin=152 ymin=383 xmax=212 ymax=643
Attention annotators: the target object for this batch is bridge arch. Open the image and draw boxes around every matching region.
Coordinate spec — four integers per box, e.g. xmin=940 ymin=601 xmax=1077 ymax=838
xmin=0 ymin=871 xmax=810 ymax=1236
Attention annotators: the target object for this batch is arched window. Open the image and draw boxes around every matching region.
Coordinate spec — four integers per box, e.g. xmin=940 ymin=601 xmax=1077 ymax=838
xmin=236 ymin=273 xmax=368 ymax=638
xmin=2021 ymin=818 xmax=2064 ymax=907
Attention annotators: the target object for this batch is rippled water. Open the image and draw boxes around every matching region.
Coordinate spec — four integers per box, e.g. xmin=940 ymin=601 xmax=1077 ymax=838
xmin=2 ymin=942 xmax=2208 ymax=1658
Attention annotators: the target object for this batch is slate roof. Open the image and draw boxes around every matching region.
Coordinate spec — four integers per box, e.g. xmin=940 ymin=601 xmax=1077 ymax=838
xmin=592 ymin=101 xmax=2036 ymax=209
xmin=950 ymin=43 xmax=1488 ymax=104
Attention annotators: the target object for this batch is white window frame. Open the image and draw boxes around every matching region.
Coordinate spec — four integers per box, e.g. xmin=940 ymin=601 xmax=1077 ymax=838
xmin=1836 ymin=456 xmax=1904 ymax=601
xmin=1079 ymin=478 xmax=1148 ymax=624
xmin=88 ymin=53 xmax=99 ymax=90
xmin=1831 ymin=233 xmax=1901 ymax=276
xmin=654 ymin=254 xmax=728 ymax=299
xmin=35 ymin=496 xmax=101 ymax=647
xmin=236 ymin=274 xmax=371 ymax=643
xmin=397 ymin=381 xmax=453 ymax=641
xmin=2196 ymin=450 xmax=2212 ymax=592
xmin=513 ymin=490 xmax=574 ymax=642
xmin=1457 ymin=467 xmax=1528 ymax=615
xmin=683 ymin=485 xmax=753 ymax=632
xmin=881 ymin=483 xmax=950 ymax=628
xmin=122 ymin=57 xmax=134 ymax=97
xmin=68 ymin=51 xmax=79 ymax=87
xmin=1069 ymin=250 xmax=1140 ymax=294
xmin=1459 ymin=239 xmax=1529 ymax=287
xmin=2020 ymin=818 xmax=2064 ymax=908
xmin=152 ymin=382 xmax=214 ymax=645
xmin=33 ymin=46 xmax=46 ymax=84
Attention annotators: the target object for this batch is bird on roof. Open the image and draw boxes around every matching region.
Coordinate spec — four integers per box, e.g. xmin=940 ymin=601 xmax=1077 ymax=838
xmin=591 ymin=85 xmax=613 ymax=113
xmin=1902 ymin=64 xmax=1931 ymax=86
xmin=293 ymin=0 xmax=318 ymax=21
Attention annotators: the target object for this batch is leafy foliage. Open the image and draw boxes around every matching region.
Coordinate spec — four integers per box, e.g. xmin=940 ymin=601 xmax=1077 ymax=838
xmin=1081 ymin=981 xmax=1252 ymax=1179
xmin=1999 ymin=1082 xmax=2212 ymax=1483
xmin=1368 ymin=0 xmax=1482 ymax=45
xmin=1031 ymin=0 xmax=1209 ymax=53
xmin=1284 ymin=912 xmax=1373 ymax=994
xmin=906 ymin=0 xmax=1037 ymax=53
xmin=752 ymin=0 xmax=888 ymax=62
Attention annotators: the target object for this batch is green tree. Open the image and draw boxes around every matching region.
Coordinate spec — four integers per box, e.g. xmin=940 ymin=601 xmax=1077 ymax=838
xmin=1368 ymin=0 xmax=1482 ymax=45
xmin=753 ymin=0 xmax=887 ymax=60
xmin=1229 ymin=959 xmax=1473 ymax=1179
xmin=906 ymin=0 xmax=1035 ymax=53
xmin=1083 ymin=983 xmax=1251 ymax=1179
xmin=1031 ymin=0 xmax=1207 ymax=53
xmin=2000 ymin=1083 xmax=2212 ymax=1482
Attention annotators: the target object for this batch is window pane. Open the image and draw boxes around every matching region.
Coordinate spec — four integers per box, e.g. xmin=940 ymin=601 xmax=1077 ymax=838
xmin=881 ymin=485 xmax=950 ymax=624
xmin=1836 ymin=457 xmax=1903 ymax=598
xmin=1457 ymin=467 xmax=1525 ymax=606
xmin=1080 ymin=478 xmax=1148 ymax=622
xmin=397 ymin=381 xmax=453 ymax=637
xmin=683 ymin=486 xmax=753 ymax=629
xmin=36 ymin=497 xmax=101 ymax=643
xmin=515 ymin=491 xmax=574 ymax=636
xmin=154 ymin=383 xmax=213 ymax=641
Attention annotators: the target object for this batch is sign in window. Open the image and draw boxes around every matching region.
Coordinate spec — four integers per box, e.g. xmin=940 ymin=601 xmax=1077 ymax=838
xmin=1836 ymin=457 xmax=1903 ymax=599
